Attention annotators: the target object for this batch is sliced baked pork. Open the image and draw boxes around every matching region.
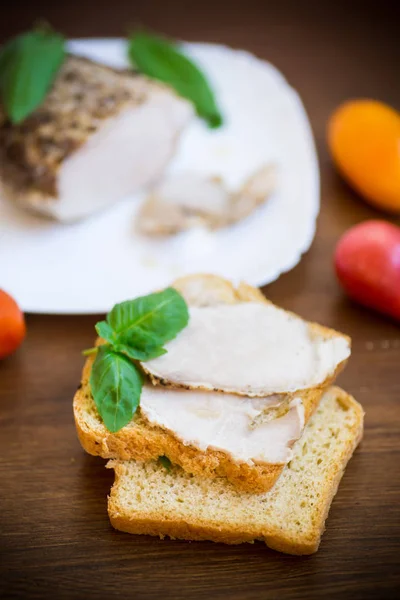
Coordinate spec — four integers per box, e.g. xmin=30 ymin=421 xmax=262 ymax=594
xmin=137 ymin=164 xmax=276 ymax=234
xmin=0 ymin=56 xmax=192 ymax=221
xmin=141 ymin=298 xmax=351 ymax=397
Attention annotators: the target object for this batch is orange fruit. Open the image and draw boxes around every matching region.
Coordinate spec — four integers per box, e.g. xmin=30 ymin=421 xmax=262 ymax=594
xmin=328 ymin=100 xmax=400 ymax=213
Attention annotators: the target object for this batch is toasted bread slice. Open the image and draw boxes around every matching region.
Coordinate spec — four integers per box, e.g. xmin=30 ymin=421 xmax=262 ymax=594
xmin=107 ymin=387 xmax=364 ymax=555
xmin=73 ymin=275 xmax=350 ymax=493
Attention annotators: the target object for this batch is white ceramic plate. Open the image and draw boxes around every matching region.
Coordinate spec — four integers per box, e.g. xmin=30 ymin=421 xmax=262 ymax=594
xmin=0 ymin=39 xmax=319 ymax=314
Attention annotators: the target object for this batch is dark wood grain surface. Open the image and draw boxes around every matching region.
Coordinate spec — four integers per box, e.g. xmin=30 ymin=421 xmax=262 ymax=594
xmin=1 ymin=1 xmax=400 ymax=598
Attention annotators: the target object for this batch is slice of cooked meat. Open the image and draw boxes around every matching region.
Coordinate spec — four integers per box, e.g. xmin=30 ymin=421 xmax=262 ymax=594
xmin=0 ymin=55 xmax=192 ymax=222
xmin=141 ymin=302 xmax=351 ymax=397
xmin=139 ymin=386 xmax=305 ymax=464
xmin=137 ymin=172 xmax=230 ymax=234
xmin=137 ymin=164 xmax=276 ymax=235
xmin=230 ymin=163 xmax=276 ymax=222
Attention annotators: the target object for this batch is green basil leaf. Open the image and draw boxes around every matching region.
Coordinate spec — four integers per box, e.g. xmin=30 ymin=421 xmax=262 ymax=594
xmin=89 ymin=288 xmax=189 ymax=432
xmin=117 ymin=326 xmax=165 ymax=352
xmin=95 ymin=321 xmax=116 ymax=344
xmin=90 ymin=345 xmax=143 ymax=433
xmin=159 ymin=456 xmax=172 ymax=471
xmin=128 ymin=31 xmax=222 ymax=128
xmin=0 ymin=29 xmax=65 ymax=124
xmin=112 ymin=342 xmax=167 ymax=362
xmin=107 ymin=287 xmax=189 ymax=350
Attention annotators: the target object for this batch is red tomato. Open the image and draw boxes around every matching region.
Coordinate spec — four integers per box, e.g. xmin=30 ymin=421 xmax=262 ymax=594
xmin=334 ymin=220 xmax=400 ymax=321
xmin=0 ymin=290 xmax=26 ymax=359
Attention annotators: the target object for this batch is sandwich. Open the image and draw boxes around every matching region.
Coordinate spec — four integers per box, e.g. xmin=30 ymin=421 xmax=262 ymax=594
xmin=73 ymin=274 xmax=363 ymax=554
xmin=0 ymin=55 xmax=192 ymax=222
xmin=74 ymin=274 xmax=351 ymax=493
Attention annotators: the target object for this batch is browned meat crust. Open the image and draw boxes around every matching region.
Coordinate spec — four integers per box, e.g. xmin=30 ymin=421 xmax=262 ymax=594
xmin=0 ymin=55 xmax=161 ymax=198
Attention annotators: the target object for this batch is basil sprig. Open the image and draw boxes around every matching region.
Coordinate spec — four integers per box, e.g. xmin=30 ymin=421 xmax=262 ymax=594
xmin=0 ymin=27 xmax=66 ymax=124
xmin=89 ymin=288 xmax=189 ymax=433
xmin=128 ymin=31 xmax=223 ymax=128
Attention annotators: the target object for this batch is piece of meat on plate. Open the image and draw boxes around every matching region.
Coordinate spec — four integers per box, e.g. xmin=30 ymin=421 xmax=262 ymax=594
xmin=0 ymin=55 xmax=192 ymax=222
xmin=137 ymin=164 xmax=277 ymax=235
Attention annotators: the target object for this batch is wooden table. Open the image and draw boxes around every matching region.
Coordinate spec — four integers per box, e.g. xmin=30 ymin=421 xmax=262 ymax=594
xmin=1 ymin=1 xmax=400 ymax=598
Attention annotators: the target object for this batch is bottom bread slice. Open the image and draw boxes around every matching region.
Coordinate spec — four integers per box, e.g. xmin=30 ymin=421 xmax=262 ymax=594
xmin=107 ymin=386 xmax=364 ymax=555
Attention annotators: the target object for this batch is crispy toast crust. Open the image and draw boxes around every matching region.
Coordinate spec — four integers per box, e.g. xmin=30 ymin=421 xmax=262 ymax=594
xmin=73 ymin=274 xmax=350 ymax=493
xmin=107 ymin=387 xmax=364 ymax=555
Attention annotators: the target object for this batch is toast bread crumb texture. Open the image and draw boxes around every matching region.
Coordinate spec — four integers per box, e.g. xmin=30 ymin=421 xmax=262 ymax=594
xmin=107 ymin=386 xmax=364 ymax=555
xmin=73 ymin=274 xmax=351 ymax=493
